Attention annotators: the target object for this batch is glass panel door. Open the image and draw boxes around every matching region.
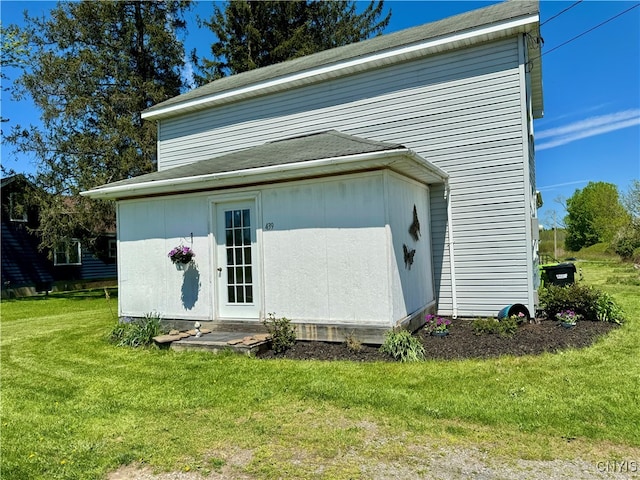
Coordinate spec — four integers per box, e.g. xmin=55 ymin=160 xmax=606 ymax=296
xmin=216 ymin=201 xmax=259 ymax=319
xmin=224 ymin=208 xmax=253 ymax=304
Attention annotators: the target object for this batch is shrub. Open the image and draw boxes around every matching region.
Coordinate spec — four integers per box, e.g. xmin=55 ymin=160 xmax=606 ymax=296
xmin=539 ymin=283 xmax=624 ymax=323
xmin=611 ymin=221 xmax=640 ymax=260
xmin=379 ymin=330 xmax=424 ymax=362
xmin=344 ymin=331 xmax=363 ymax=353
xmin=471 ymin=316 xmax=518 ymax=337
xmin=594 ymin=292 xmax=625 ymax=324
xmin=263 ymin=312 xmax=296 ymax=353
xmin=539 ymin=283 xmax=600 ymax=321
xmin=109 ymin=312 xmax=163 ymax=347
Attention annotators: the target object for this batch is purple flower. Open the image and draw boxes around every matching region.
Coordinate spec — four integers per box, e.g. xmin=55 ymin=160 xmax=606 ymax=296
xmin=168 ymin=244 xmax=195 ymax=264
xmin=555 ymin=309 xmax=580 ymax=323
xmin=425 ymin=314 xmax=452 ymax=333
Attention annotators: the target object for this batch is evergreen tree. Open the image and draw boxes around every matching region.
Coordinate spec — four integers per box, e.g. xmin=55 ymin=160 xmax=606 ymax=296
xmin=564 ymin=181 xmax=630 ymax=251
xmin=194 ymin=0 xmax=390 ymax=83
xmin=6 ymin=1 xmax=191 ymax=254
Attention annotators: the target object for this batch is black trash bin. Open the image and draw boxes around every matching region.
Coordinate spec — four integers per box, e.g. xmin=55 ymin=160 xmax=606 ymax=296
xmin=540 ymin=263 xmax=576 ymax=287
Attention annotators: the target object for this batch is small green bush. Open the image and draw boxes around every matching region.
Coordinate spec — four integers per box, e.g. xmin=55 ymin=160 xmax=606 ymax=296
xmin=379 ymin=330 xmax=424 ymax=362
xmin=344 ymin=331 xmax=363 ymax=353
xmin=594 ymin=291 xmax=625 ymax=324
xmin=263 ymin=312 xmax=296 ymax=353
xmin=539 ymin=283 xmax=624 ymax=323
xmin=539 ymin=283 xmax=600 ymax=320
xmin=109 ymin=312 xmax=163 ymax=347
xmin=471 ymin=316 xmax=518 ymax=337
xmin=612 ymin=221 xmax=640 ymax=260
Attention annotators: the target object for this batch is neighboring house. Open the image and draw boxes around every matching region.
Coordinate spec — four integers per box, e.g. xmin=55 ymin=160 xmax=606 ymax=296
xmin=83 ymin=0 xmax=544 ymax=342
xmin=1 ymin=175 xmax=117 ymax=298
xmin=1 ymin=175 xmax=54 ymax=296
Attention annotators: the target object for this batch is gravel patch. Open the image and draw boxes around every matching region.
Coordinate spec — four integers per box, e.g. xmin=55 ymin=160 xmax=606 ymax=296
xmin=108 ymin=446 xmax=639 ymax=480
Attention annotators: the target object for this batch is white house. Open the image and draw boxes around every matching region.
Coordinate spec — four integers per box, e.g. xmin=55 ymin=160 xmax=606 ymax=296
xmin=84 ymin=0 xmax=544 ymax=342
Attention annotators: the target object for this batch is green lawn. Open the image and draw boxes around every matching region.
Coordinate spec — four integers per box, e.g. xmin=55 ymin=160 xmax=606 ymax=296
xmin=1 ymin=264 xmax=639 ymax=479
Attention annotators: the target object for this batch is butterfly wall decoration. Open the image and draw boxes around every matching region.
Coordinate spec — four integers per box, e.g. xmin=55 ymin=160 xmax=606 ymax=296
xmin=403 ymin=244 xmax=416 ymax=270
xmin=409 ymin=204 xmax=420 ymax=241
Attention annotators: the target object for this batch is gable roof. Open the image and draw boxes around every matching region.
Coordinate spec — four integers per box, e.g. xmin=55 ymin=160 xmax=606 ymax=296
xmin=143 ymin=0 xmax=542 ymax=121
xmin=81 ymin=131 xmax=448 ymax=200
xmin=1 ymin=174 xmax=38 ymax=204
xmin=1 ymin=174 xmax=30 ymax=190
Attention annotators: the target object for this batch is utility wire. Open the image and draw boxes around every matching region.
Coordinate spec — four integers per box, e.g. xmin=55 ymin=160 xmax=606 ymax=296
xmin=541 ymin=0 xmax=583 ymax=27
xmin=543 ymin=3 xmax=640 ymax=57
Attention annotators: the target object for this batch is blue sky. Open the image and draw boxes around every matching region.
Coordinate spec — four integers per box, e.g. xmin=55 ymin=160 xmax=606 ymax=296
xmin=2 ymin=1 xmax=639 ymax=227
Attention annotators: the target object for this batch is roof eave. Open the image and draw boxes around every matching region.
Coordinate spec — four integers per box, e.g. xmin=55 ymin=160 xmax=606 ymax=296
xmin=81 ymin=149 xmax=448 ymax=200
xmin=142 ymin=14 xmax=541 ymax=121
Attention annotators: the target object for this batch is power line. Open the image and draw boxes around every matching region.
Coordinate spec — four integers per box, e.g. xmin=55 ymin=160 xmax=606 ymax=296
xmin=541 ymin=0 xmax=584 ymax=27
xmin=543 ymin=3 xmax=640 ymax=57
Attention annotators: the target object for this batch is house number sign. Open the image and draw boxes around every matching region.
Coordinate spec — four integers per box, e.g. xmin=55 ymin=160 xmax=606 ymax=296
xmin=264 ymin=222 xmax=274 ymax=231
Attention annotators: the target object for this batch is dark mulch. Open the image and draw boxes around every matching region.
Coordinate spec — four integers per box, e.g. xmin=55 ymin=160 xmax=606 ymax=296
xmin=257 ymin=319 xmax=620 ymax=361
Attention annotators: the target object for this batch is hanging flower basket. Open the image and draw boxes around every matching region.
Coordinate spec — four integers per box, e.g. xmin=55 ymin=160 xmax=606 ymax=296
xmin=168 ymin=245 xmax=195 ymax=265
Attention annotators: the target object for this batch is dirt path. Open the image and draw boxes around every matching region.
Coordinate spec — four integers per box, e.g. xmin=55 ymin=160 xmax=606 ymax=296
xmin=108 ymin=446 xmax=639 ymax=480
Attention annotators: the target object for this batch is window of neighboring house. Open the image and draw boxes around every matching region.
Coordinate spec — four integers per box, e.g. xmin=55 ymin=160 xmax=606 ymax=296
xmin=108 ymin=239 xmax=117 ymax=259
xmin=9 ymin=193 xmax=28 ymax=222
xmin=54 ymin=239 xmax=82 ymax=266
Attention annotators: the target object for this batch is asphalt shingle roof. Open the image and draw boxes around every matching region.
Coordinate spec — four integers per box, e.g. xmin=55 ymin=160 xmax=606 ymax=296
xmin=144 ymin=0 xmax=539 ymax=116
xmin=85 ymin=131 xmax=406 ymax=191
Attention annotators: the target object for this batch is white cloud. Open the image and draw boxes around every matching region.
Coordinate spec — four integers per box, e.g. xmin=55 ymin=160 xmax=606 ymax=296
xmin=537 ymin=180 xmax=590 ymax=191
xmin=536 ymin=109 xmax=640 ymax=150
xmin=542 ymin=103 xmax=611 ymax=124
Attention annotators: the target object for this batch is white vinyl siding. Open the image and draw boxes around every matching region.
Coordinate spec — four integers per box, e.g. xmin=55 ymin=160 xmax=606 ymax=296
xmin=157 ymin=40 xmax=522 ymax=169
xmin=156 ymin=37 xmax=532 ymax=317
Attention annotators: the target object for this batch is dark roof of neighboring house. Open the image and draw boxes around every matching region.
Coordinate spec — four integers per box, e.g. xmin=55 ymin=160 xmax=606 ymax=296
xmin=144 ymin=0 xmax=541 ymax=119
xmin=1 ymin=174 xmax=29 ymax=190
xmin=82 ymin=131 xmax=448 ymax=199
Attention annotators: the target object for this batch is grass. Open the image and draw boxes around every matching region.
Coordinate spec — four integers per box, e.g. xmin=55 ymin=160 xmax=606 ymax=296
xmin=2 ymin=265 xmax=639 ymax=479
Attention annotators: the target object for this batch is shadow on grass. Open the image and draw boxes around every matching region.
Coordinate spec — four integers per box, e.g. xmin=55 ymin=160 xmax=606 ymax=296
xmin=1 ymin=287 xmax=118 ymax=302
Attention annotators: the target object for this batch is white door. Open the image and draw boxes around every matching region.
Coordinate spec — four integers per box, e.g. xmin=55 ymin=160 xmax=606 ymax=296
xmin=215 ymin=201 xmax=259 ymax=319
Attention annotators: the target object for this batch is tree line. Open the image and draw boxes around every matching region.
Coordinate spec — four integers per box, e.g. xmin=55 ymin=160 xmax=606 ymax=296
xmin=555 ymin=180 xmax=640 ymax=262
xmin=1 ymin=0 xmax=390 ymax=256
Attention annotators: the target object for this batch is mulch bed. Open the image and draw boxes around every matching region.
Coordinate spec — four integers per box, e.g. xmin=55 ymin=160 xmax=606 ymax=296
xmin=257 ymin=319 xmax=619 ymax=361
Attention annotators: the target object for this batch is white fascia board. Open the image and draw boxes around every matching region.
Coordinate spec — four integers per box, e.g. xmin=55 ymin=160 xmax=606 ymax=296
xmin=142 ymin=15 xmax=539 ymax=120
xmin=81 ymin=149 xmax=447 ymax=200
xmin=403 ymin=150 xmax=449 ymax=182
